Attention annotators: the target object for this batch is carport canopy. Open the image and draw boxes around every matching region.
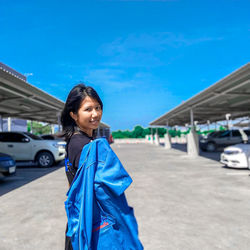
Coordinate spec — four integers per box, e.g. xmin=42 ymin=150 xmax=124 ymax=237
xmin=0 ymin=63 xmax=109 ymax=129
xmin=0 ymin=63 xmax=64 ymax=124
xmin=150 ymin=63 xmax=250 ymax=127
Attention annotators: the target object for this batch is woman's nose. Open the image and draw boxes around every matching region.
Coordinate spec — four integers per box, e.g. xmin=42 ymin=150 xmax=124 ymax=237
xmin=92 ymin=109 xmax=98 ymax=117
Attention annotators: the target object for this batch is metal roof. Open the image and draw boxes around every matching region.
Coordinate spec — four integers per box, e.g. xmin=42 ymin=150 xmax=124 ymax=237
xmin=150 ymin=63 xmax=250 ymax=127
xmin=0 ymin=63 xmax=109 ymax=128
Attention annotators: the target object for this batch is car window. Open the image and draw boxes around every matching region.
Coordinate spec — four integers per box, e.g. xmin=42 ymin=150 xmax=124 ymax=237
xmin=0 ymin=133 xmax=27 ymax=142
xmin=208 ymin=132 xmax=221 ymax=137
xmin=217 ymin=131 xmax=230 ymax=138
xmin=208 ymin=132 xmax=216 ymax=137
xmin=232 ymin=130 xmax=241 ymax=137
xmin=209 ymin=131 xmax=226 ymax=138
xmin=23 ymin=132 xmax=42 ymax=140
xmin=244 ymin=130 xmax=250 ymax=136
xmin=0 ymin=133 xmax=9 ymax=142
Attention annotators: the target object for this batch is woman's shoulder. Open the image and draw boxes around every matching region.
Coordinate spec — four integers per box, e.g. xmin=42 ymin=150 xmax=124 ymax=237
xmin=68 ymin=133 xmax=91 ymax=151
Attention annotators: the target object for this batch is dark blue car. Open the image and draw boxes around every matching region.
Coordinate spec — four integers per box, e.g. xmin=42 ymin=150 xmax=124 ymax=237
xmin=0 ymin=152 xmax=16 ymax=177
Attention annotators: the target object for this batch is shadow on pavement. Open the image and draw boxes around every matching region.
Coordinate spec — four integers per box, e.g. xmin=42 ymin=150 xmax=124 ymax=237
xmin=222 ymin=165 xmax=250 ymax=171
xmin=0 ymin=161 xmax=65 ymax=197
xmin=171 ymin=143 xmax=222 ymax=162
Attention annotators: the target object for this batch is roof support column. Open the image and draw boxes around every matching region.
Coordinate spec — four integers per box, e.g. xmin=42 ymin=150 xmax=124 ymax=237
xmin=215 ymin=122 xmax=217 ymax=130
xmin=207 ymin=120 xmax=210 ymax=131
xmin=51 ymin=124 xmax=55 ymax=134
xmin=164 ymin=120 xmax=172 ymax=149
xmin=0 ymin=115 xmax=3 ymax=131
xmin=154 ymin=127 xmax=160 ymax=146
xmin=30 ymin=120 xmax=33 ymax=133
xmin=226 ymin=113 xmax=231 ymax=130
xmin=149 ymin=127 xmax=154 ymax=144
xmin=57 ymin=112 xmax=61 ymax=132
xmin=190 ymin=108 xmax=194 ymax=127
xmin=7 ymin=117 xmax=11 ymax=132
xmin=187 ymin=108 xmax=199 ymax=157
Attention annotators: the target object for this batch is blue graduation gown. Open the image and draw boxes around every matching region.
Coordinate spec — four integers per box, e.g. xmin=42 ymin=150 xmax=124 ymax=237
xmin=65 ymin=138 xmax=144 ymax=250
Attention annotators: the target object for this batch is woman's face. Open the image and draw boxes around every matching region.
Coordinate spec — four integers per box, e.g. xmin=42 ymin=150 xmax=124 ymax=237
xmin=70 ymin=96 xmax=102 ymax=136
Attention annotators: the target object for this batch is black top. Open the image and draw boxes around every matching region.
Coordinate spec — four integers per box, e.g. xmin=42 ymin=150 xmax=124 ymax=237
xmin=66 ymin=130 xmax=93 ymax=185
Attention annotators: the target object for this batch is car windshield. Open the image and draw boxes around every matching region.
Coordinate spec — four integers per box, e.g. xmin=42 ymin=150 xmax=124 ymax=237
xmin=23 ymin=132 xmax=42 ymax=140
xmin=208 ymin=131 xmax=226 ymax=138
xmin=207 ymin=132 xmax=216 ymax=137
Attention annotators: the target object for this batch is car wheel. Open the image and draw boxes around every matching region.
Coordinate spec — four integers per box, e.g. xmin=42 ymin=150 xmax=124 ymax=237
xmin=36 ymin=152 xmax=54 ymax=167
xmin=206 ymin=142 xmax=216 ymax=152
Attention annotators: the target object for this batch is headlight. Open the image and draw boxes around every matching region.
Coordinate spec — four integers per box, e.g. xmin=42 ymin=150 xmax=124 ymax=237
xmin=57 ymin=142 xmax=66 ymax=148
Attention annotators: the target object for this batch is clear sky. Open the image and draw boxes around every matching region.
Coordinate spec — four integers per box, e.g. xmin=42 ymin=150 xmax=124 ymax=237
xmin=1 ymin=0 xmax=249 ymax=131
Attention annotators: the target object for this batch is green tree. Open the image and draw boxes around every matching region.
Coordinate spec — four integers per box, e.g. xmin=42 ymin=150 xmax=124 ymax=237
xmin=157 ymin=128 xmax=167 ymax=137
xmin=144 ymin=128 xmax=151 ymax=136
xmin=112 ymin=126 xmax=167 ymax=139
xmin=27 ymin=121 xmax=52 ymax=135
xmin=132 ymin=125 xmax=144 ymax=138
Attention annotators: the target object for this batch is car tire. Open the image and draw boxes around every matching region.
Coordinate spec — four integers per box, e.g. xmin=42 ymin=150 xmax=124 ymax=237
xmin=36 ymin=152 xmax=54 ymax=167
xmin=206 ymin=142 xmax=216 ymax=152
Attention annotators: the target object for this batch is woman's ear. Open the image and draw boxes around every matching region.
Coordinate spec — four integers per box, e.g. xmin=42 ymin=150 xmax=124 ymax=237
xmin=70 ymin=111 xmax=77 ymax=122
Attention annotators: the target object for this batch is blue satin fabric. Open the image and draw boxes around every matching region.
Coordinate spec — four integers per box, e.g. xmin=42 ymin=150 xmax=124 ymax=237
xmin=65 ymin=138 xmax=144 ymax=250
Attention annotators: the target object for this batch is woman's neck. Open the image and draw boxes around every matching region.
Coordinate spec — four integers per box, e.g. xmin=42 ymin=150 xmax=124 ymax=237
xmin=79 ymin=127 xmax=93 ymax=137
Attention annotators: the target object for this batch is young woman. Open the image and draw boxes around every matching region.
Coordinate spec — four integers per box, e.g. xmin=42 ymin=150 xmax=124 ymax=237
xmin=61 ymin=84 xmax=103 ymax=250
xmin=61 ymin=84 xmax=143 ymax=250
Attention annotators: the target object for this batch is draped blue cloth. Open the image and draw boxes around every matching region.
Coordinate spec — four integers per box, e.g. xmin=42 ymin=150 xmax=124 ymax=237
xmin=65 ymin=138 xmax=144 ymax=250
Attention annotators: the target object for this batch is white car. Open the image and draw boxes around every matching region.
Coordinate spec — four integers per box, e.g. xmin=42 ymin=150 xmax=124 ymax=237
xmin=220 ymin=143 xmax=250 ymax=169
xmin=0 ymin=132 xmax=66 ymax=167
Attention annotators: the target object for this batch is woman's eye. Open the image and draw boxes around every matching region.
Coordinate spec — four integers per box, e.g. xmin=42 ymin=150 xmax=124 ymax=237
xmin=85 ymin=108 xmax=91 ymax=111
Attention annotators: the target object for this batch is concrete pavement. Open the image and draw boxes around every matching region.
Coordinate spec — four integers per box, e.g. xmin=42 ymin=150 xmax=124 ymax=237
xmin=0 ymin=143 xmax=250 ymax=249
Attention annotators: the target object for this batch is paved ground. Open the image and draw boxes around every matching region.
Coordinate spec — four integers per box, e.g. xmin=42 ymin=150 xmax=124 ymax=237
xmin=0 ymin=143 xmax=250 ymax=250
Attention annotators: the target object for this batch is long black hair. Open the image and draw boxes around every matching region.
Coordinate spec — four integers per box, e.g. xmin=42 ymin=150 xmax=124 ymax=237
xmin=60 ymin=83 xmax=103 ymax=142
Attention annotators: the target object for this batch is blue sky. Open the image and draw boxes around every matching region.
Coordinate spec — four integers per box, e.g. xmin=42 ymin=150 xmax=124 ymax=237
xmin=1 ymin=0 xmax=249 ymax=131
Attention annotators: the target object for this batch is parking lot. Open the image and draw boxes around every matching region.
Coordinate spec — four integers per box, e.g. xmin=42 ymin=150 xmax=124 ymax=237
xmin=1 ymin=143 xmax=250 ymax=250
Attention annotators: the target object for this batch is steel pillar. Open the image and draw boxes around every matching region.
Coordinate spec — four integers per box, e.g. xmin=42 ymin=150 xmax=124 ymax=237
xmin=187 ymin=109 xmax=199 ymax=157
xmin=30 ymin=120 xmax=33 ymax=133
xmin=164 ymin=120 xmax=171 ymax=149
xmin=7 ymin=117 xmax=11 ymax=131
xmin=150 ymin=127 xmax=154 ymax=144
xmin=51 ymin=124 xmax=55 ymax=134
xmin=154 ymin=128 xmax=160 ymax=146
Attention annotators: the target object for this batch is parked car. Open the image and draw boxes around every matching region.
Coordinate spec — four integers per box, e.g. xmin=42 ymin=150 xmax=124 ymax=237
xmin=220 ymin=143 xmax=250 ymax=169
xmin=0 ymin=132 xmax=66 ymax=167
xmin=199 ymin=129 xmax=250 ymax=152
xmin=0 ymin=152 xmax=16 ymax=177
